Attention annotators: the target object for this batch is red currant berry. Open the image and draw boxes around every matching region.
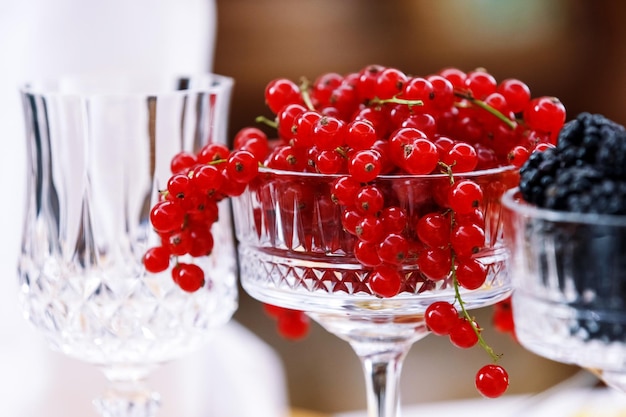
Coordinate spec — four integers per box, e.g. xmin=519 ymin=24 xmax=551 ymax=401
xmin=341 ymin=207 xmax=363 ymax=235
xmin=450 ymin=223 xmax=485 ymax=258
xmin=313 ymin=115 xmax=346 ymax=151
xmin=265 ymin=78 xmax=302 ymax=114
xmin=449 ymin=318 xmax=479 ymax=348
xmin=380 ymin=206 xmax=407 ymax=234
xmin=377 ymin=233 xmax=409 ymax=265
xmin=143 ymin=246 xmax=171 ymax=273
xmin=465 ymin=70 xmax=497 ymax=100
xmin=197 ymin=143 xmax=230 ymax=165
xmin=354 ymin=185 xmax=384 ymax=216
xmin=507 ymin=145 xmax=531 ymax=168
xmin=172 ymin=262 xmax=205 ymax=292
xmin=497 ymin=78 xmax=531 ymax=114
xmin=443 ymin=142 xmax=478 ymax=173
xmin=426 ymin=74 xmax=455 ymax=110
xmin=164 ymin=229 xmax=192 ymax=256
xmin=331 ymin=176 xmax=360 ymax=206
xmin=150 ymin=200 xmax=185 ymax=233
xmin=277 ymin=310 xmax=310 ymax=340
xmin=416 ymin=213 xmax=451 ymax=248
xmin=263 ymin=303 xmax=287 ymax=318
xmin=369 ymin=265 xmax=403 ymax=298
xmin=425 ymin=301 xmax=459 ymax=335
xmin=315 ymin=149 xmax=343 ymax=174
xmin=375 ymin=67 xmax=408 ymax=99
xmin=345 ymin=119 xmax=377 ymax=150
xmin=312 ymin=72 xmax=343 ymax=106
xmin=349 ymin=149 xmax=382 ymax=183
xmin=277 ymin=104 xmax=307 ymax=140
xmin=448 ymin=180 xmax=484 ymax=214
xmin=524 ymin=96 xmax=566 ymax=134
xmin=192 ymin=164 xmax=224 ymax=195
xmin=293 ymin=110 xmax=322 ymax=149
xmin=355 ymin=215 xmax=385 ymax=243
xmin=417 ymin=247 xmax=452 ymax=281
xmin=403 ymin=138 xmax=439 ymax=175
xmin=168 ymin=172 xmax=192 ymax=193
xmin=226 ymin=150 xmax=259 ymax=184
xmin=354 ymin=240 xmax=383 ymax=267
xmin=170 ymin=151 xmax=197 ymax=174
xmin=455 ymin=258 xmax=488 ymax=290
xmin=475 ymin=364 xmax=509 ymax=398
xmin=188 ymin=227 xmax=215 ymax=257
xmin=439 ymin=67 xmax=466 ymax=90
xmin=493 ymin=298 xmax=515 ymax=334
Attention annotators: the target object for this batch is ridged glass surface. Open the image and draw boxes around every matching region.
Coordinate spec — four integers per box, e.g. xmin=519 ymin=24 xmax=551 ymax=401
xmin=18 ymin=74 xmax=238 ymax=368
xmin=234 ymin=167 xmax=519 ymax=316
xmin=503 ymin=188 xmax=626 ymax=371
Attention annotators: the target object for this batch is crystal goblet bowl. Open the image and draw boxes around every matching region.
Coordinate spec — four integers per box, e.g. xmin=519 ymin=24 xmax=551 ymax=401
xmin=502 ymin=187 xmax=626 ymax=391
xmin=18 ymin=73 xmax=238 ymax=417
xmin=233 ymin=165 xmax=519 ymax=417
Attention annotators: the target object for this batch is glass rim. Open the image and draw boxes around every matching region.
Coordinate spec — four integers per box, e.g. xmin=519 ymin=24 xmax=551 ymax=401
xmin=258 ymin=163 xmax=518 ymax=180
xmin=19 ymin=72 xmax=234 ymax=98
xmin=502 ymin=187 xmax=626 ymax=226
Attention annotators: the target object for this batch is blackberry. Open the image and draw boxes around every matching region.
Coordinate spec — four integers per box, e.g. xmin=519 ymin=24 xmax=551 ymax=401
xmin=557 ymin=112 xmax=625 ymax=166
xmin=596 ymin=128 xmax=626 ymax=179
xmin=519 ymin=112 xmax=626 ymax=215
xmin=519 ymin=147 xmax=560 ymax=206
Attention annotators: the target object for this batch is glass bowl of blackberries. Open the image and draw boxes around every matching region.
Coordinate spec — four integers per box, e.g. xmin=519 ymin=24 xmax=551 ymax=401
xmin=503 ymin=112 xmax=626 ymax=392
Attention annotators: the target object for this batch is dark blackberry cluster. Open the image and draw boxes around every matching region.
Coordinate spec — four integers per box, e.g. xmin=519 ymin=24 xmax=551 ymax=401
xmin=519 ymin=112 xmax=626 ymax=215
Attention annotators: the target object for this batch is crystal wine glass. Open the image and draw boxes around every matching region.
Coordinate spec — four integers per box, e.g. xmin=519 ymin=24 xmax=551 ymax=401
xmin=232 ymin=165 xmax=519 ymax=417
xmin=502 ymin=187 xmax=626 ymax=392
xmin=18 ymin=73 xmax=238 ymax=417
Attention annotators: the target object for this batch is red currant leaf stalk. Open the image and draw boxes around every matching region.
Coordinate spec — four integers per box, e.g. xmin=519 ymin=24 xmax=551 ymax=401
xmin=453 ymin=90 xmax=516 ymax=130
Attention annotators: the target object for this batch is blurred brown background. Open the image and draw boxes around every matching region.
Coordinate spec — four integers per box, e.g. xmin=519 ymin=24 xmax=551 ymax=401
xmin=212 ymin=0 xmax=626 ymax=413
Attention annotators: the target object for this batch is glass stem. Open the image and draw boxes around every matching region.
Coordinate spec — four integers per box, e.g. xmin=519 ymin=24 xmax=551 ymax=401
xmin=94 ymin=366 xmax=160 ymax=417
xmin=351 ymin=341 xmax=411 ymax=417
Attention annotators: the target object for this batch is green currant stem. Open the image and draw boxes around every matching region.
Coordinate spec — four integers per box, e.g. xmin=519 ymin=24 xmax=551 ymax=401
xmin=255 ymin=115 xmax=278 ymax=129
xmin=441 ymin=159 xmax=502 ymax=363
xmin=453 ymin=90 xmax=516 ymax=130
xmin=298 ymin=77 xmax=316 ymax=111
xmin=451 ymin=257 xmax=502 ymax=363
xmin=335 ymin=146 xmax=349 ymax=159
xmin=369 ymin=96 xmax=423 ymax=107
xmin=437 ymin=162 xmax=455 ymax=185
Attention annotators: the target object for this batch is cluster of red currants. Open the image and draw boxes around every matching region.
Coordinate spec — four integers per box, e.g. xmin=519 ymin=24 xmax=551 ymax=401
xmin=143 ymin=142 xmax=259 ymax=292
xmin=144 ymin=64 xmax=566 ymax=398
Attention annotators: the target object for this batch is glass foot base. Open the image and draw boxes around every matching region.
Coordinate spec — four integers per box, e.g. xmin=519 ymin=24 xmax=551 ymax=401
xmin=93 ymin=381 xmax=160 ymax=417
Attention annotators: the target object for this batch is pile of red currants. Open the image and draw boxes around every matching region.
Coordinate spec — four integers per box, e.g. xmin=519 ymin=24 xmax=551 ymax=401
xmin=143 ymin=64 xmax=566 ymax=398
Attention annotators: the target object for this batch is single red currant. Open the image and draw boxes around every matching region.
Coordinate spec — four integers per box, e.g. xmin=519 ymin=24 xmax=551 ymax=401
xmin=448 ymin=180 xmax=484 ymax=214
xmin=450 ymin=223 xmax=485 ymax=258
xmin=277 ymin=310 xmax=310 ymax=340
xmin=354 ymin=240 xmax=383 ymax=267
xmin=475 ymin=364 xmax=509 ymax=398
xmin=377 ymin=233 xmax=409 ymax=265
xmin=455 ymin=257 xmax=488 ymax=290
xmin=265 ymin=78 xmax=302 ymax=114
xmin=449 ymin=318 xmax=479 ymax=348
xmin=226 ymin=150 xmax=259 ymax=184
xmin=170 ymin=151 xmax=197 ymax=174
xmin=150 ymin=200 xmax=185 ymax=233
xmin=143 ymin=246 xmax=171 ymax=273
xmin=172 ymin=262 xmax=205 ymax=292
xmin=425 ymin=301 xmax=459 ymax=335
xmin=349 ymin=149 xmax=382 ymax=183
xmin=369 ymin=265 xmax=403 ymax=298
xmin=416 ymin=213 xmax=451 ymax=248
